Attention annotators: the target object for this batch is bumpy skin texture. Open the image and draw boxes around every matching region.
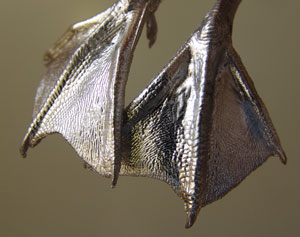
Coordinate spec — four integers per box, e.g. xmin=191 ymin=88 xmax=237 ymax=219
xmin=120 ymin=0 xmax=286 ymax=228
xmin=20 ymin=0 xmax=286 ymax=229
xmin=20 ymin=0 xmax=161 ymax=186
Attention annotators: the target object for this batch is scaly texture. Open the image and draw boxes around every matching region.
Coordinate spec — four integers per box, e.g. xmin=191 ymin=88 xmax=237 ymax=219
xmin=20 ymin=0 xmax=161 ymax=186
xmin=120 ymin=0 xmax=286 ymax=228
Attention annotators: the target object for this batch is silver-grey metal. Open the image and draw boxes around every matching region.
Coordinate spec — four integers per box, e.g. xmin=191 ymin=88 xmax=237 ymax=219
xmin=20 ymin=0 xmax=161 ymax=186
xmin=120 ymin=0 xmax=286 ymax=227
xmin=20 ymin=0 xmax=286 ymax=228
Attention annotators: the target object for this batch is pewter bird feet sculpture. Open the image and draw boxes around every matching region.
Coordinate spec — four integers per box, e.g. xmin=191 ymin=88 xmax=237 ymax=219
xmin=20 ymin=0 xmax=286 ymax=228
xmin=20 ymin=0 xmax=161 ymax=187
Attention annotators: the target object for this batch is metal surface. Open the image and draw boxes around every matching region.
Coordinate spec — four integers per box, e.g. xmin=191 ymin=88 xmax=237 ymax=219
xmin=20 ymin=0 xmax=161 ymax=187
xmin=121 ymin=0 xmax=286 ymax=227
xmin=19 ymin=0 xmax=286 ymax=229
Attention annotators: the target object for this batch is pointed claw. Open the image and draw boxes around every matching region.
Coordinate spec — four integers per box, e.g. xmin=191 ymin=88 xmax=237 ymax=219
xmin=19 ymin=147 xmax=27 ymax=158
xmin=19 ymin=133 xmax=31 ymax=158
xmin=185 ymin=211 xmax=198 ymax=229
xmin=111 ymin=177 xmax=118 ymax=188
xmin=146 ymin=13 xmax=158 ymax=48
xmin=111 ymin=170 xmax=120 ymax=188
xmin=276 ymin=147 xmax=287 ymax=165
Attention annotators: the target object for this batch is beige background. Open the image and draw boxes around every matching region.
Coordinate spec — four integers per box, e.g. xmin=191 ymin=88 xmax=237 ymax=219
xmin=1 ymin=0 xmax=299 ymax=236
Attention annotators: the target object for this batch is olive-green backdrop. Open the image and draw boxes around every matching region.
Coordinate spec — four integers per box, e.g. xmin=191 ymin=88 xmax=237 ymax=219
xmin=1 ymin=0 xmax=299 ymax=236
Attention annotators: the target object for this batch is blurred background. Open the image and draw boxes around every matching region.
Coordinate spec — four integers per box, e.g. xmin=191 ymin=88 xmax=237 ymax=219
xmin=1 ymin=0 xmax=299 ymax=236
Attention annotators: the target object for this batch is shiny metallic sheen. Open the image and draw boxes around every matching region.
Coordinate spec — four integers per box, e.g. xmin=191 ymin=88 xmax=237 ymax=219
xmin=120 ymin=0 xmax=286 ymax=228
xmin=20 ymin=0 xmax=161 ymax=186
xmin=20 ymin=0 xmax=286 ymax=229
